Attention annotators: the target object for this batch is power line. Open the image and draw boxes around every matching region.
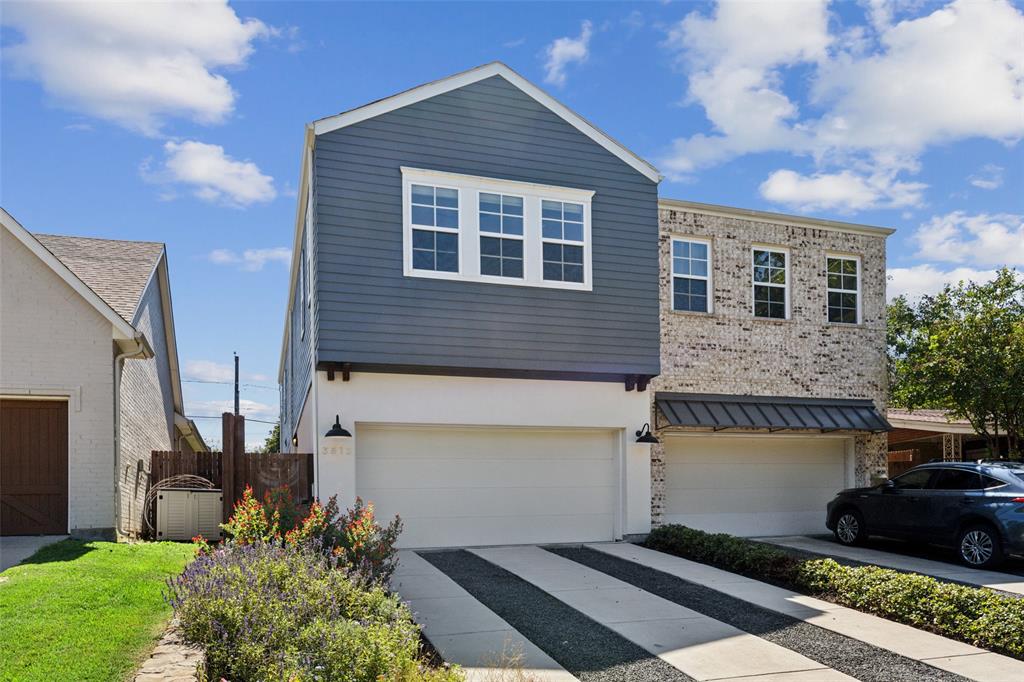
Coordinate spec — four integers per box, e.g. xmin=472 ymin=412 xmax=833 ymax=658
xmin=186 ymin=415 xmax=278 ymax=425
xmin=182 ymin=379 xmax=277 ymax=391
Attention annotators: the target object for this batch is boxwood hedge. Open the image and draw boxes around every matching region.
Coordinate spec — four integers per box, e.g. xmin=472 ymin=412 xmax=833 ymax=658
xmin=645 ymin=524 xmax=1024 ymax=660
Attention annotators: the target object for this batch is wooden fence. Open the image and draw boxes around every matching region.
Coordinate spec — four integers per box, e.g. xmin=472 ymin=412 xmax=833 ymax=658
xmin=148 ymin=412 xmax=313 ymax=535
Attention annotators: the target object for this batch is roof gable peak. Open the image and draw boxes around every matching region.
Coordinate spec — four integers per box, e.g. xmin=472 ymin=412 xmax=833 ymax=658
xmin=311 ymin=62 xmax=661 ymax=183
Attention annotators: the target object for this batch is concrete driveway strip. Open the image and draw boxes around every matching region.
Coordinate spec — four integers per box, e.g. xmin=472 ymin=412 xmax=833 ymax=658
xmin=0 ymin=535 xmax=67 ymax=572
xmin=590 ymin=542 xmax=1024 ymax=682
xmin=470 ymin=546 xmax=853 ymax=682
xmin=762 ymin=535 xmax=1024 ymax=596
xmin=392 ymin=550 xmax=578 ymax=682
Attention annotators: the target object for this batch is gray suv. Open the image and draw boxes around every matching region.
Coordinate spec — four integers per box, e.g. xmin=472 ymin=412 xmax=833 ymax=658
xmin=826 ymin=461 xmax=1024 ymax=568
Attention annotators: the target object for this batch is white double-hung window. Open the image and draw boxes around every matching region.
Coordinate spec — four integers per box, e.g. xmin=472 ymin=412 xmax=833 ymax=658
xmin=402 ymin=167 xmax=593 ymax=290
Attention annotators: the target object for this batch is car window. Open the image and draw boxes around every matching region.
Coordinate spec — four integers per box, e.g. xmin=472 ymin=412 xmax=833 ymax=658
xmin=982 ymin=475 xmax=1007 ymax=489
xmin=932 ymin=468 xmax=984 ymax=490
xmin=891 ymin=469 xmax=934 ymax=489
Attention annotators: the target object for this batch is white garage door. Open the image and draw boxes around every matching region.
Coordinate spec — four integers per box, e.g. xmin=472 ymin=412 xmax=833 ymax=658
xmin=356 ymin=425 xmax=617 ymax=548
xmin=663 ymin=436 xmax=849 ymax=537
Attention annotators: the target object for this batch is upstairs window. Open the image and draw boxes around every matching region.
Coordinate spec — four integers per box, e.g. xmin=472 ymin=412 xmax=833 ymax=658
xmin=541 ymin=200 xmax=585 ymax=283
xmin=752 ymin=247 xmax=788 ymax=319
xmin=479 ymin=193 xmax=524 ymax=279
xmin=410 ymin=184 xmax=459 ymax=273
xmin=402 ymin=167 xmax=592 ymax=290
xmin=672 ymin=238 xmax=711 ymax=313
xmin=827 ymin=256 xmax=860 ymax=324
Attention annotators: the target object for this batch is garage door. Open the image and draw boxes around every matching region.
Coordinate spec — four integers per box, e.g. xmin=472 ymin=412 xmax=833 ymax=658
xmin=663 ymin=435 xmax=847 ymax=537
xmin=356 ymin=425 xmax=617 ymax=548
xmin=1 ymin=399 xmax=68 ymax=535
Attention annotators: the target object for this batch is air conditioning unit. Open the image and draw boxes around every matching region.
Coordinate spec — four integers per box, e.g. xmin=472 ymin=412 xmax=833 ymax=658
xmin=156 ymin=489 xmax=223 ymax=541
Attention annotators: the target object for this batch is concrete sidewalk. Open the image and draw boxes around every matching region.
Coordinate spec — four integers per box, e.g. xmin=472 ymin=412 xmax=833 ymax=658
xmin=392 ymin=550 xmax=578 ymax=682
xmin=763 ymin=535 xmax=1024 ymax=596
xmin=0 ymin=535 xmax=67 ymax=572
xmin=472 ymin=545 xmax=853 ymax=682
xmin=593 ymin=542 xmax=1024 ymax=682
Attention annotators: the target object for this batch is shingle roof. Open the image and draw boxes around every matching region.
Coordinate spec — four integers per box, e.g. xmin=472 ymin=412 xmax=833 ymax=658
xmin=888 ymin=409 xmax=970 ymax=426
xmin=656 ymin=392 xmax=891 ymax=433
xmin=34 ymin=234 xmax=163 ymax=324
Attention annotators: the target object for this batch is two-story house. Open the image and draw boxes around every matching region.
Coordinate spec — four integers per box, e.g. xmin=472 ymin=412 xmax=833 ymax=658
xmin=279 ymin=63 xmax=891 ymax=548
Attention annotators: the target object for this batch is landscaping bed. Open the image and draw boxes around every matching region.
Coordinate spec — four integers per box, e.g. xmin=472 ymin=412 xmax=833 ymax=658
xmin=0 ymin=539 xmax=194 ymax=682
xmin=645 ymin=524 xmax=1024 ymax=660
xmin=169 ymin=486 xmax=461 ymax=681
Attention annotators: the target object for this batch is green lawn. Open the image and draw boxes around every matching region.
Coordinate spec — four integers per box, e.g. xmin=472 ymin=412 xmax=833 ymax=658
xmin=0 ymin=540 xmax=195 ymax=682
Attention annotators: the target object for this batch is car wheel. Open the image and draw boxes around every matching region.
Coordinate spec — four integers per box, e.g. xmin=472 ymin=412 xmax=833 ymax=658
xmin=957 ymin=524 xmax=1004 ymax=569
xmin=834 ymin=509 xmax=866 ymax=546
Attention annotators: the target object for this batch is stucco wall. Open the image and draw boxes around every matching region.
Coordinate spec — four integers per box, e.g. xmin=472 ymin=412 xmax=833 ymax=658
xmin=118 ymin=266 xmax=176 ymax=535
xmin=651 ymin=205 xmax=890 ymax=523
xmin=0 ymin=228 xmax=116 ymax=535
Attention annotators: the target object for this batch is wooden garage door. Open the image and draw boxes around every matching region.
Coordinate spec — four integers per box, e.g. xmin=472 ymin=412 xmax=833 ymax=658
xmin=663 ymin=435 xmax=848 ymax=537
xmin=356 ymin=425 xmax=617 ymax=548
xmin=1 ymin=399 xmax=68 ymax=535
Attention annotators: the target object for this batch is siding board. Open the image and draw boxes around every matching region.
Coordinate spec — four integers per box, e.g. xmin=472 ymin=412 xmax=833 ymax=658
xmin=312 ymin=74 xmax=660 ymax=378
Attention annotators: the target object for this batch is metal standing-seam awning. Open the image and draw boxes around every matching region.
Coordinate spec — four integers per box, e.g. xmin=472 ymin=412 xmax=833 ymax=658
xmin=655 ymin=392 xmax=891 ymax=433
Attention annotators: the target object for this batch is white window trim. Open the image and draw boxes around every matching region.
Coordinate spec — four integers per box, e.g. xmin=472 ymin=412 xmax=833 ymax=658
xmin=401 ymin=167 xmax=594 ymax=291
xmin=826 ymin=253 xmax=862 ymax=325
xmin=751 ymin=245 xmax=790 ymax=320
xmin=478 ymin=190 xmax=527 ymax=282
xmin=670 ymin=236 xmax=713 ymax=314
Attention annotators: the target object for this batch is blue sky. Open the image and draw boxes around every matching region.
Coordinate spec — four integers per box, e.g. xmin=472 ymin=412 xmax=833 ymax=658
xmin=2 ymin=0 xmax=1022 ymax=448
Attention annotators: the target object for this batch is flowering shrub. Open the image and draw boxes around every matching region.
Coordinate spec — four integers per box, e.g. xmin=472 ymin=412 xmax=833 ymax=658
xmin=215 ymin=486 xmax=403 ymax=585
xmin=168 ymin=541 xmax=461 ymax=681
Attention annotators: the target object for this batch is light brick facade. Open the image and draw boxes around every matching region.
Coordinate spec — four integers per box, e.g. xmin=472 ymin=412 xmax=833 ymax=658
xmin=651 ymin=202 xmax=890 ymax=525
xmin=119 ymin=274 xmax=176 ymax=535
xmin=1 ymin=228 xmax=116 ymax=535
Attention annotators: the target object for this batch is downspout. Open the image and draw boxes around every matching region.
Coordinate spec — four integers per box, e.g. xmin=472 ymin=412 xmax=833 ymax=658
xmin=113 ymin=333 xmax=151 ymax=537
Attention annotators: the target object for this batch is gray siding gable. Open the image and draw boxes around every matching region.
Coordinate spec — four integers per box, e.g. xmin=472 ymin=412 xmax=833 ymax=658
xmin=312 ymin=74 xmax=661 ymax=380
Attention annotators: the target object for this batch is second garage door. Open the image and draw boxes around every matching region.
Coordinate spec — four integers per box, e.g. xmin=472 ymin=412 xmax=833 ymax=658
xmin=356 ymin=425 xmax=617 ymax=548
xmin=663 ymin=435 xmax=848 ymax=537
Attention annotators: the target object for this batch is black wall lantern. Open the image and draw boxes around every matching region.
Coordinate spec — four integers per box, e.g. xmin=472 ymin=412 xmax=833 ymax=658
xmin=635 ymin=423 xmax=659 ymax=444
xmin=324 ymin=414 xmax=352 ymax=439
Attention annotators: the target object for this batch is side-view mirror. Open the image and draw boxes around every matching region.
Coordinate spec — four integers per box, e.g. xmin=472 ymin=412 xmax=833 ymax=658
xmin=881 ymin=479 xmax=896 ymax=492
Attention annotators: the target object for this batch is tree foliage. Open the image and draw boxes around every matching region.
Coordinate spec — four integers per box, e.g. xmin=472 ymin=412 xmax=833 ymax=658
xmin=887 ymin=268 xmax=1024 ymax=457
xmin=260 ymin=423 xmax=281 ymax=454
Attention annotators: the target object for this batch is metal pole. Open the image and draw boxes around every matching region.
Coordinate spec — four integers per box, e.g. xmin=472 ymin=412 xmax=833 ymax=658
xmin=233 ymin=352 xmax=240 ymax=416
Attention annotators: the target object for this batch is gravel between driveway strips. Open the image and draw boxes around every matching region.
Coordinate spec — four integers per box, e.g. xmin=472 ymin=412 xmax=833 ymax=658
xmin=420 ymin=549 xmax=694 ymax=682
xmin=550 ymin=546 xmax=971 ymax=682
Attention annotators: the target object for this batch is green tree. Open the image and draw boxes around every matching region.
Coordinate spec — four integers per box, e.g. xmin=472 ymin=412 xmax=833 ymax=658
xmin=261 ymin=423 xmax=281 ymax=454
xmin=888 ymin=268 xmax=1024 ymax=458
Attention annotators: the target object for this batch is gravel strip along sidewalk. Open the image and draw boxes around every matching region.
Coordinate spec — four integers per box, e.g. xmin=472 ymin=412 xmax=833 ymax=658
xmin=549 ymin=546 xmax=971 ymax=682
xmin=420 ymin=550 xmax=695 ymax=682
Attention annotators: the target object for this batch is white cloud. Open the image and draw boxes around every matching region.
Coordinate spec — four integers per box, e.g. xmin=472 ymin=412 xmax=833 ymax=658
xmin=759 ymin=167 xmax=926 ymax=212
xmin=207 ymin=247 xmax=291 ymax=271
xmin=887 ymin=264 xmax=998 ymax=300
xmin=543 ymin=20 xmax=593 ymax=86
xmin=184 ymin=360 xmax=271 ymax=384
xmin=968 ymin=164 xmax=1004 ymax=190
xmin=2 ymin=1 xmax=269 ymax=135
xmin=662 ymin=0 xmax=1024 ymax=206
xmin=145 ymin=140 xmax=276 ymax=207
xmin=913 ymin=211 xmax=1024 ymax=266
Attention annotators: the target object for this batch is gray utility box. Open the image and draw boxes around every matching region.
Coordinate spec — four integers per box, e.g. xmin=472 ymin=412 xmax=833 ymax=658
xmin=156 ymin=488 xmax=223 ymax=541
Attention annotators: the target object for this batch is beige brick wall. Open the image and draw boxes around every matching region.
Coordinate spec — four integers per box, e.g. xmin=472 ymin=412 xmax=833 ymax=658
xmin=118 ymin=268 xmax=176 ymax=536
xmin=651 ymin=204 xmax=890 ymax=523
xmin=1 ymin=228 xmax=116 ymax=535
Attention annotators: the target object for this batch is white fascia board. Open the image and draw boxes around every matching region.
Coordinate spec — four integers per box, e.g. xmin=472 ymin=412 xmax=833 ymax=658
xmin=312 ymin=62 xmax=662 ymax=184
xmin=154 ymin=254 xmax=185 ymax=414
xmin=279 ymin=125 xmax=314 ymax=383
xmin=1 ymin=207 xmax=141 ymax=341
xmin=888 ymin=417 xmax=977 ymax=434
xmin=659 ymin=198 xmax=896 ymax=238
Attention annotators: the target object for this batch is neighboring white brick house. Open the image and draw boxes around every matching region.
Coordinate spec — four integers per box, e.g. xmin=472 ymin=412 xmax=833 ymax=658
xmin=0 ymin=209 xmax=205 ymax=538
xmin=650 ymin=200 xmax=893 ymax=534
